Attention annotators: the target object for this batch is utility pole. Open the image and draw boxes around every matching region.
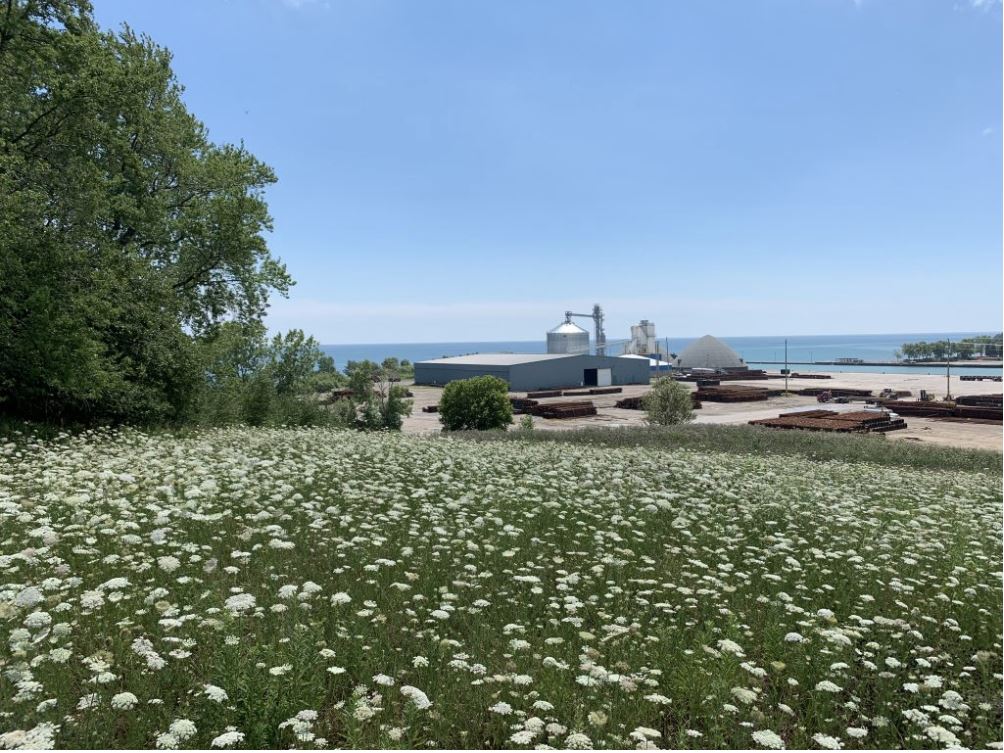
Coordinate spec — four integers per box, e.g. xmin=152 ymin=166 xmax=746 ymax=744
xmin=946 ymin=338 xmax=952 ymax=401
xmin=784 ymin=339 xmax=789 ymax=394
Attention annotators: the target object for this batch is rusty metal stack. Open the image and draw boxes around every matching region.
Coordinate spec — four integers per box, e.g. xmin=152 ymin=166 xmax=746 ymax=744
xmin=750 ymin=409 xmax=907 ymax=433
xmin=696 ymin=385 xmax=770 ymax=402
xmin=531 ymin=401 xmax=598 ymax=419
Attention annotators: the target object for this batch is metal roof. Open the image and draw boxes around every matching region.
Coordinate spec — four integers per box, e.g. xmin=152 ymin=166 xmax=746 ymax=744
xmin=548 ymin=321 xmax=589 ymax=335
xmin=417 ymin=353 xmax=578 ymax=366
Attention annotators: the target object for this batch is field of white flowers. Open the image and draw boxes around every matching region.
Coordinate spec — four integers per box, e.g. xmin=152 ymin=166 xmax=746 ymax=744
xmin=1 ymin=427 xmax=1001 ymax=750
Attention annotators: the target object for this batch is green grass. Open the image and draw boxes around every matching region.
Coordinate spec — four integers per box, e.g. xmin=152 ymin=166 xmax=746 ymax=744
xmin=459 ymin=423 xmax=1003 ymax=475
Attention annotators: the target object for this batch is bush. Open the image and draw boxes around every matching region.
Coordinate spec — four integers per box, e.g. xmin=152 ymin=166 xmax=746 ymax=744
xmin=643 ymin=377 xmax=694 ymax=426
xmin=439 ymin=376 xmax=513 ymax=431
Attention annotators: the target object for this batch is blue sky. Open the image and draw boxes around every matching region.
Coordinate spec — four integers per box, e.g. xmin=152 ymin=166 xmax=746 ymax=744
xmin=94 ymin=0 xmax=1002 ymax=343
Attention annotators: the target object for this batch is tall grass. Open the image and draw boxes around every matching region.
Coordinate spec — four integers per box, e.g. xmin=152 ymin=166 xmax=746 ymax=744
xmin=459 ymin=423 xmax=1003 ymax=474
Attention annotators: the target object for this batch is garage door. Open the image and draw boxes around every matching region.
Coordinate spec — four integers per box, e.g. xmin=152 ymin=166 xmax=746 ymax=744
xmin=596 ymin=368 xmax=612 ymax=387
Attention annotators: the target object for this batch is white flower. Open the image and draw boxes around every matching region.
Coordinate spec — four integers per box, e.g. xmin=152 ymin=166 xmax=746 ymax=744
xmin=510 ymin=730 xmax=535 ymax=745
xmin=925 ymin=726 xmax=960 ymax=747
xmin=13 ymin=587 xmax=43 ymax=609
xmin=489 ymin=701 xmax=513 ymax=715
xmin=752 ymin=729 xmax=785 ymax=749
xmin=327 ymin=666 xmax=346 ymax=675
xmin=372 ymin=674 xmax=395 ymax=686
xmin=168 ymin=719 xmax=197 ymax=741
xmin=157 ymin=556 xmax=181 ymax=573
xmin=846 ymin=727 xmax=867 ymax=739
xmin=815 ymin=680 xmax=842 ymax=693
xmin=400 ymin=685 xmax=432 ymax=710
xmin=717 ymin=639 xmax=745 ymax=656
xmin=330 ymin=592 xmax=352 ymax=605
xmin=731 ymin=687 xmax=758 ymax=704
xmin=811 ymin=733 xmax=843 ymax=750
xmin=111 ymin=692 xmax=139 ymax=710
xmin=211 ymin=730 xmax=245 ymax=748
xmin=783 ymin=632 xmax=803 ymax=643
xmin=204 ymin=684 xmax=229 ymax=702
xmin=223 ymin=593 xmax=256 ymax=615
xmin=269 ymin=664 xmax=292 ymax=676
xmin=564 ymin=732 xmax=593 ymax=749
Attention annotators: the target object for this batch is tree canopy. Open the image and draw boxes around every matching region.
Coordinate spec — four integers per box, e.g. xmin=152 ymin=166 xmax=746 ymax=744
xmin=1 ymin=1 xmax=290 ymax=422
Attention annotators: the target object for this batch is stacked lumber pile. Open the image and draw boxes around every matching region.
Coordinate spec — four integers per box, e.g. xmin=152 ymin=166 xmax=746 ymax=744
xmin=531 ymin=401 xmax=597 ymax=419
xmin=526 ymin=390 xmax=562 ymax=399
xmin=790 ymin=373 xmax=832 ymax=379
xmin=750 ymin=409 xmax=907 ymax=434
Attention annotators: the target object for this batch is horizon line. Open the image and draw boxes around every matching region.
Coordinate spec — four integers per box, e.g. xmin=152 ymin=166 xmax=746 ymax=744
xmin=318 ymin=329 xmax=1001 ymax=347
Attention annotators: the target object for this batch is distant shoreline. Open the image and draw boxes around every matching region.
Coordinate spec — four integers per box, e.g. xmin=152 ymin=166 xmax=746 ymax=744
xmin=750 ymin=360 xmax=1003 ymax=369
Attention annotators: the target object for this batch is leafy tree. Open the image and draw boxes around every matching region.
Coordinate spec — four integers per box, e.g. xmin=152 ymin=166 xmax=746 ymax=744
xmin=643 ymin=378 xmax=694 ymax=426
xmin=344 ymin=360 xmax=412 ymax=430
xmin=0 ymin=1 xmax=289 ymax=423
xmin=438 ymin=376 xmax=513 ymax=431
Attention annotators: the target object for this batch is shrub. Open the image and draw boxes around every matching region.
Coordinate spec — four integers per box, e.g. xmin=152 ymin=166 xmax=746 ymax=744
xmin=643 ymin=377 xmax=694 ymax=426
xmin=439 ymin=376 xmax=513 ymax=431
xmin=519 ymin=414 xmax=535 ymax=431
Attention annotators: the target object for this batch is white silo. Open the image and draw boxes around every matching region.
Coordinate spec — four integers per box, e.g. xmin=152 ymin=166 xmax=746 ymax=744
xmin=547 ymin=320 xmax=590 ymax=354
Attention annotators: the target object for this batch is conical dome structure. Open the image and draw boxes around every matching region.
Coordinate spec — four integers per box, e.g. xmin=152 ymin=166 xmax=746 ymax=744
xmin=675 ymin=335 xmax=744 ymax=369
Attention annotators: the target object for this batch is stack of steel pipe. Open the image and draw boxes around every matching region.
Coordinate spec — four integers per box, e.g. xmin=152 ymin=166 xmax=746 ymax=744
xmin=531 ymin=401 xmax=597 ymax=419
xmin=750 ymin=409 xmax=906 ymax=434
xmin=798 ymin=387 xmax=873 ymax=397
xmin=696 ymin=385 xmax=770 ymax=402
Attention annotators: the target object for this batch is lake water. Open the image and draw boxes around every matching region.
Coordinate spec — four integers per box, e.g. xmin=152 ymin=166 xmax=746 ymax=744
xmin=321 ymin=332 xmax=1003 ymax=376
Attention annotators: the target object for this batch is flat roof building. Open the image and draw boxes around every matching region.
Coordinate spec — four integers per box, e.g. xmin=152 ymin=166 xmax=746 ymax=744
xmin=414 ymin=353 xmax=650 ymax=392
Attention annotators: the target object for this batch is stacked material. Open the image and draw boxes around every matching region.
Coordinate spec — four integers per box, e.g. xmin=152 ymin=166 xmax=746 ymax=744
xmin=696 ymin=385 xmax=770 ymax=402
xmin=677 ymin=370 xmax=768 ymax=382
xmin=954 ymin=394 xmax=1003 ymax=407
xmin=531 ymin=401 xmax=597 ymax=419
xmin=510 ymin=397 xmax=539 ymax=415
xmin=878 ymin=400 xmax=1003 ymax=422
xmin=790 ymin=373 xmax=832 ymax=379
xmin=960 ymin=375 xmax=1003 ymax=382
xmin=526 ymin=390 xmax=562 ymax=399
xmin=585 ymin=387 xmax=622 ymax=395
xmin=615 ymin=394 xmax=702 ymax=410
xmin=750 ymin=409 xmax=907 ymax=434
xmin=421 ymin=405 xmax=439 ymax=413
xmin=798 ymin=387 xmax=873 ymax=398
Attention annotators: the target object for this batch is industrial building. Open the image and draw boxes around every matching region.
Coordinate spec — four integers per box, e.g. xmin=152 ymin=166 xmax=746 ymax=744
xmin=414 ymin=352 xmax=650 ymax=392
xmin=674 ymin=335 xmax=745 ymax=370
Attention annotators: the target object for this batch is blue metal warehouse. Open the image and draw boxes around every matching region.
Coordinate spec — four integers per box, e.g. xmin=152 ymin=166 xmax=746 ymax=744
xmin=414 ymin=353 xmax=650 ymax=392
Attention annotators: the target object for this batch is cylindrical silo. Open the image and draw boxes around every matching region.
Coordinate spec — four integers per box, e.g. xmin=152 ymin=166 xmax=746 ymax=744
xmin=547 ymin=321 xmax=590 ymax=354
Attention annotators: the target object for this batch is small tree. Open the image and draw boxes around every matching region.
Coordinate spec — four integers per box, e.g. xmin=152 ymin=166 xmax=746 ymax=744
xmin=643 ymin=378 xmax=694 ymax=426
xmin=438 ymin=376 xmax=513 ymax=431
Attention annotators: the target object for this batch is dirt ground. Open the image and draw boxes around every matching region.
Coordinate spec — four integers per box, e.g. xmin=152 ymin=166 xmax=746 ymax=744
xmin=401 ymin=371 xmax=1003 ymax=452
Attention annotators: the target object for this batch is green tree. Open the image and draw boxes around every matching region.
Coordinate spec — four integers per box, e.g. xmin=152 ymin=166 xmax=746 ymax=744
xmin=643 ymin=378 xmax=695 ymax=426
xmin=344 ymin=360 xmax=412 ymax=430
xmin=438 ymin=376 xmax=513 ymax=431
xmin=0 ymin=1 xmax=289 ymax=423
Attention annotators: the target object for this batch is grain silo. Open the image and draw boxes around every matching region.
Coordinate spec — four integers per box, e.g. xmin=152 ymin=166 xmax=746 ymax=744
xmin=546 ymin=320 xmax=590 ymax=354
